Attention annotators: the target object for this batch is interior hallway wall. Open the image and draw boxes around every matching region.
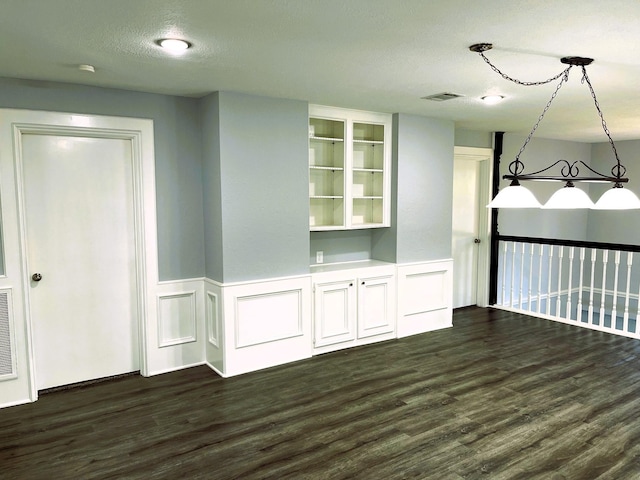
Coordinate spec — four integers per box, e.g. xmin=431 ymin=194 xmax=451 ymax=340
xmin=0 ymin=77 xmax=205 ymax=281
xmin=373 ymin=113 xmax=455 ymax=263
xmin=200 ymin=91 xmax=310 ymax=283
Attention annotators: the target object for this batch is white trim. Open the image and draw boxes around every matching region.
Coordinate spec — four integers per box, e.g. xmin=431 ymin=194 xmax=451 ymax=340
xmin=205 ymin=273 xmax=311 ymax=288
xmin=0 ymin=109 xmax=158 ymax=404
xmin=454 ymin=146 xmax=493 ymax=308
xmin=395 ymin=258 xmax=453 ymax=268
xmin=158 ymin=276 xmax=206 ymax=286
xmin=146 ymin=361 xmax=206 ymax=377
xmin=204 ymin=361 xmax=228 ymax=378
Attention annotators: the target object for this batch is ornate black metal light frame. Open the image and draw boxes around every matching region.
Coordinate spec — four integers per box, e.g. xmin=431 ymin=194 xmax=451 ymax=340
xmin=470 ymin=43 xmax=639 ymax=209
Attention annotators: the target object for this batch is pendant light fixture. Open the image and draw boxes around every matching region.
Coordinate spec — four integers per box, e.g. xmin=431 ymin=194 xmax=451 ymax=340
xmin=470 ymin=43 xmax=640 ymax=210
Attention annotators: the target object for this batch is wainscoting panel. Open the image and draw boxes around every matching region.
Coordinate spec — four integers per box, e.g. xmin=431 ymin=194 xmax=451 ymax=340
xmin=206 ymin=291 xmax=220 ymax=347
xmin=204 ymin=281 xmax=224 ymax=375
xmin=235 ymin=290 xmax=303 ymax=348
xmin=151 ymin=279 xmax=205 ymax=375
xmin=397 ymin=260 xmax=453 ymax=338
xmin=158 ymin=291 xmax=197 ymax=347
xmin=221 ymin=276 xmax=312 ymax=377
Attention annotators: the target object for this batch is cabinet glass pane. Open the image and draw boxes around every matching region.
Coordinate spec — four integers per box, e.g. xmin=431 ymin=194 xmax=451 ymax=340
xmin=309 ymin=169 xmax=344 ymax=197
xmin=352 ymin=198 xmax=383 ymax=226
xmin=310 ymin=118 xmax=344 ymax=140
xmin=352 ymin=171 xmax=383 ymax=198
xmin=352 ymin=142 xmax=384 ymax=170
xmin=310 ymin=198 xmax=344 ymax=228
xmin=309 ymin=140 xmax=345 ymax=168
xmin=353 ymin=123 xmax=384 ymax=142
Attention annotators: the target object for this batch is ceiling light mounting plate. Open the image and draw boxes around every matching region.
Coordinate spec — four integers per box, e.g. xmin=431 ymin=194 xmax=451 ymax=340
xmin=469 ymin=43 xmax=493 ymax=53
xmin=561 ymin=56 xmax=594 ymax=66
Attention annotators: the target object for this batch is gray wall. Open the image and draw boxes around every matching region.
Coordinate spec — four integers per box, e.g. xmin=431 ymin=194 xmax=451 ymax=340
xmin=587 ymin=140 xmax=640 ymax=245
xmin=497 ymin=134 xmax=591 ymax=240
xmin=203 ymin=91 xmax=310 ymax=283
xmin=310 ymin=230 xmax=373 ymax=264
xmin=454 ymin=128 xmax=493 ymax=148
xmin=373 ymin=113 xmax=455 ymax=263
xmin=200 ymin=93 xmax=224 ymax=281
xmin=0 ymin=77 xmax=205 ymax=281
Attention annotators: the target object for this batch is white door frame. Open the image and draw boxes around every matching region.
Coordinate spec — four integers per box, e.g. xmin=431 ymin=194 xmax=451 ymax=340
xmin=453 ymin=146 xmax=493 ymax=307
xmin=0 ymin=109 xmax=157 ymax=403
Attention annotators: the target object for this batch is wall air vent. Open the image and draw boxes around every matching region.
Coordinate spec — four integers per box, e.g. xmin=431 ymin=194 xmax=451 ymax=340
xmin=421 ymin=92 xmax=464 ymax=102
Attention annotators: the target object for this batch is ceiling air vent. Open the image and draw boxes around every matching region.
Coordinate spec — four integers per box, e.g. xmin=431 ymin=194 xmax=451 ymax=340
xmin=421 ymin=92 xmax=464 ymax=102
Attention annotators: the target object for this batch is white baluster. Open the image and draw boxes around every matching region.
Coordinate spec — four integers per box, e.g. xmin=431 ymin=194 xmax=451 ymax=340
xmin=611 ymin=251 xmax=620 ymax=330
xmin=577 ymin=248 xmax=585 ymax=323
xmin=588 ymin=249 xmax=596 ymax=325
xmin=519 ymin=243 xmax=525 ymax=309
xmin=600 ymin=250 xmax=608 ymax=329
xmin=566 ymin=247 xmax=574 ymax=320
xmin=636 ymin=259 xmax=640 ymax=335
xmin=623 ymin=251 xmax=632 ymax=333
xmin=510 ymin=241 xmax=516 ymax=308
xmin=546 ymin=245 xmax=554 ymax=316
xmin=556 ymin=246 xmax=564 ymax=318
xmin=501 ymin=241 xmax=508 ymax=305
xmin=537 ymin=244 xmax=544 ymax=314
xmin=528 ymin=243 xmax=534 ymax=312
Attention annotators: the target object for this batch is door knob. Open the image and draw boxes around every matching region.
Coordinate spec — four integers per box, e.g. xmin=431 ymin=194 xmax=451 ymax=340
xmin=474 ymin=238 xmax=481 ymax=244
xmin=31 ymin=273 xmax=42 ymax=282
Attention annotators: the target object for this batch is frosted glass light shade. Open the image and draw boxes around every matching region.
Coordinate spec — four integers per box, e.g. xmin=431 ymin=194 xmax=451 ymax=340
xmin=592 ymin=186 xmax=640 ymax=210
xmin=542 ymin=185 xmax=594 ymax=209
xmin=487 ymin=185 xmax=542 ymax=208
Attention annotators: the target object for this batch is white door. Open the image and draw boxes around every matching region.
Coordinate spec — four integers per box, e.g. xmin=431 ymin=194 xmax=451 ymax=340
xmin=452 ymin=147 xmax=492 ymax=309
xmin=22 ymin=134 xmax=139 ymax=390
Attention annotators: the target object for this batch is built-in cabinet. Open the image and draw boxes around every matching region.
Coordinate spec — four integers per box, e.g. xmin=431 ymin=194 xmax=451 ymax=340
xmin=311 ymin=261 xmax=396 ymax=353
xmin=309 ymin=105 xmax=391 ymax=230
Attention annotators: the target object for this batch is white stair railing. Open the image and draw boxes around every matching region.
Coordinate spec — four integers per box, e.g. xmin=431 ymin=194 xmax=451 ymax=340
xmin=495 ymin=237 xmax=640 ymax=340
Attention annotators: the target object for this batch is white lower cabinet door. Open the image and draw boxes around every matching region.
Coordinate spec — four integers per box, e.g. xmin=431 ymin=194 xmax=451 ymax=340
xmin=313 ymin=279 xmax=357 ymax=348
xmin=357 ymin=275 xmax=395 ymax=339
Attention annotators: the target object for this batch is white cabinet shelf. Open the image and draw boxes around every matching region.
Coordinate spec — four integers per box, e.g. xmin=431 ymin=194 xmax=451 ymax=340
xmin=310 ymin=136 xmax=345 ymax=142
xmin=309 ymin=105 xmax=391 ymax=231
xmin=310 ymin=166 xmax=344 ymax=171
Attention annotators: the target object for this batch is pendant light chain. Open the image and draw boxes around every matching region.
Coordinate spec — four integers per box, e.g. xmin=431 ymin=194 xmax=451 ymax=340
xmin=477 ymin=51 xmax=569 ymax=86
xmin=510 ymin=67 xmax=572 ymax=175
xmin=580 ymin=66 xmax=624 ymax=180
xmin=471 ymin=42 xmax=640 ymax=209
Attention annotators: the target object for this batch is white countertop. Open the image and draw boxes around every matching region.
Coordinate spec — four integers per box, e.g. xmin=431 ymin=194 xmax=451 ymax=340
xmin=310 ymin=259 xmax=395 ymax=274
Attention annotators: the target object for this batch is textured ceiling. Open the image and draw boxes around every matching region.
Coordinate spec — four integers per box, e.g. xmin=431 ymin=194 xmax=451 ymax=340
xmin=3 ymin=0 xmax=640 ymax=142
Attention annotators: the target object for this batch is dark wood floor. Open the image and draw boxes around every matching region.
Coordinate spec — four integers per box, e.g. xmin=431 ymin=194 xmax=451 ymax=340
xmin=2 ymin=307 xmax=640 ymax=479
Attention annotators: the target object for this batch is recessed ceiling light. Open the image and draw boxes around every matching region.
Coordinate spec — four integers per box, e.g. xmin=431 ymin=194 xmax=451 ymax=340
xmin=78 ymin=64 xmax=95 ymax=73
xmin=481 ymin=95 xmax=505 ymax=105
xmin=156 ymin=38 xmax=192 ymax=52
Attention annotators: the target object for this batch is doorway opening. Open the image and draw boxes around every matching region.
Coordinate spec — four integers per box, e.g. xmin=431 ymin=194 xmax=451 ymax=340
xmin=452 ymin=146 xmax=493 ymax=308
